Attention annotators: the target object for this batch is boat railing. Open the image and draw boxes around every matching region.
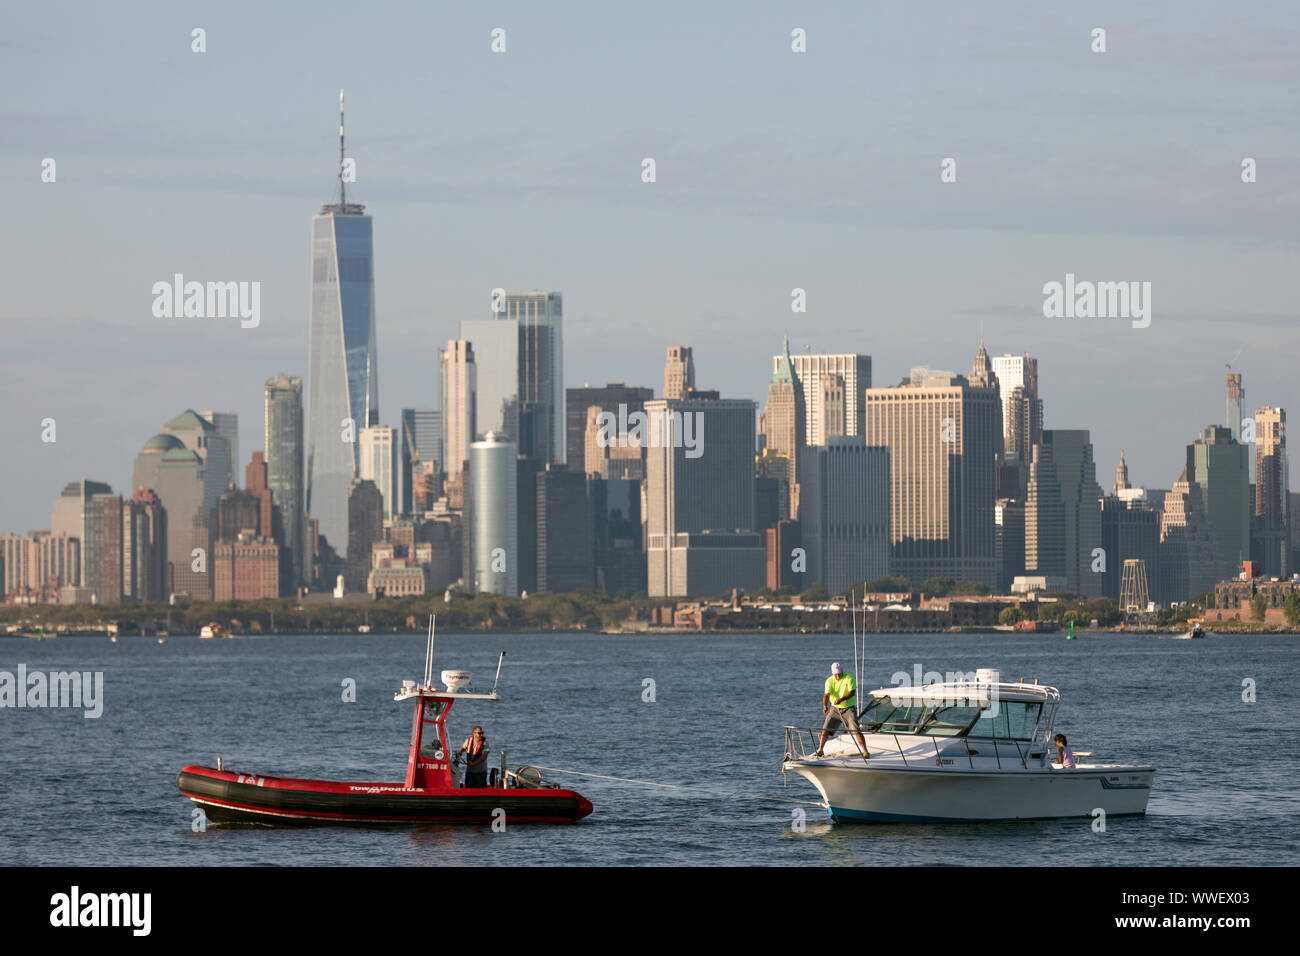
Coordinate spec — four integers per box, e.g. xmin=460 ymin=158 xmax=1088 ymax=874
xmin=785 ymin=726 xmax=1033 ymax=770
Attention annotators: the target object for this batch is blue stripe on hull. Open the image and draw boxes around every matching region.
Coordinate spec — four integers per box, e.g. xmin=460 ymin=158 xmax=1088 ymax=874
xmin=827 ymin=806 xmax=1149 ymax=824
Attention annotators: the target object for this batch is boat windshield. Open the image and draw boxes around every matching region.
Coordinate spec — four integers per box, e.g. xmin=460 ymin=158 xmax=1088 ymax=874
xmin=860 ymin=695 xmax=1043 ymax=740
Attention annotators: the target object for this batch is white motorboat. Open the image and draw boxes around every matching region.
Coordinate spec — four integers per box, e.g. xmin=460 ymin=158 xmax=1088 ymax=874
xmin=782 ymin=669 xmax=1155 ymax=823
xmin=1175 ymin=620 xmax=1206 ymax=639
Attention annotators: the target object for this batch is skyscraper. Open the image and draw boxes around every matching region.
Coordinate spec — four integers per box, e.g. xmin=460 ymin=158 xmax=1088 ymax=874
xmin=359 ymin=425 xmax=399 ymax=522
xmin=50 ymin=479 xmax=113 ymax=585
xmin=763 ymin=337 xmax=807 ymax=461
xmin=265 ymin=374 xmax=306 ymax=587
xmin=198 ymin=411 xmax=240 ymax=490
xmin=133 ymin=433 xmax=210 ymax=599
xmin=460 ymin=292 xmax=563 ymax=463
xmin=1044 ymin=429 xmax=1104 ymax=597
xmin=861 ymin=365 xmax=1000 ymax=588
xmin=763 ymin=337 xmax=807 ymax=521
xmin=775 ymin=353 xmax=871 ymax=446
xmin=663 ymin=346 xmax=695 ymax=400
xmin=1025 ymin=443 xmax=1067 ymax=585
xmin=1253 ymin=406 xmax=1289 ymax=577
xmin=645 ymin=397 xmax=764 ymax=596
xmin=1159 ymin=468 xmax=1220 ymax=604
xmin=468 ymin=433 xmax=519 ymax=595
xmin=306 ymin=91 xmax=378 ymax=558
xmin=536 ymin=465 xmax=595 ymax=593
xmin=990 ymin=354 xmax=1041 ymax=462
xmin=1186 ymin=425 xmax=1250 ymax=581
xmin=566 ymin=383 xmax=654 ymax=470
xmin=346 ymin=478 xmax=383 ymax=593
xmin=1226 ymin=373 xmax=1244 ymax=441
xmin=400 ymin=408 xmax=440 ymax=514
xmin=797 ymin=438 xmax=890 ymax=596
xmin=163 ymin=410 xmax=232 ymax=532
xmin=439 ymin=340 xmax=477 ymax=477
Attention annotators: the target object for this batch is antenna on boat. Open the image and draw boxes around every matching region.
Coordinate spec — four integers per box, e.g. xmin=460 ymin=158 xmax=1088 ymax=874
xmin=423 ymin=615 xmax=436 ymax=688
xmin=850 ymin=590 xmax=859 ymax=696
xmin=490 ymin=650 xmax=506 ymax=696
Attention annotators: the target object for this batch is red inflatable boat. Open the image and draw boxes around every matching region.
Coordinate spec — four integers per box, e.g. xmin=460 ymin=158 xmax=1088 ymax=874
xmin=177 ymin=622 xmax=593 ymax=826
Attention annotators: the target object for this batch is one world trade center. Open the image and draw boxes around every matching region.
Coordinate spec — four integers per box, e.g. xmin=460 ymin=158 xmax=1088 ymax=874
xmin=306 ymin=90 xmax=378 ymax=559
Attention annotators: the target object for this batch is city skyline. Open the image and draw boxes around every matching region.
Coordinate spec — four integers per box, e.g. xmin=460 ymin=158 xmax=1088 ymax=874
xmin=4 ymin=3 xmax=1299 ymax=551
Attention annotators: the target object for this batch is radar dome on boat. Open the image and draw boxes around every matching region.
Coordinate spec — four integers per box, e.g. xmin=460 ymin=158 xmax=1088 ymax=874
xmin=441 ymin=670 xmax=472 ymax=693
xmin=975 ymin=668 xmax=1000 ymax=684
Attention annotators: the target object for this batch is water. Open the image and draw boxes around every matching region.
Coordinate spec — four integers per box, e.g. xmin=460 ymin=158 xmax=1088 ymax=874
xmin=2 ymin=631 xmax=1297 ymax=866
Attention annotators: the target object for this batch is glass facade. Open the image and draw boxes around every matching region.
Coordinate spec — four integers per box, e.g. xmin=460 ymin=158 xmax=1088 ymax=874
xmin=458 ymin=319 xmax=519 ymax=444
xmin=265 ymin=375 xmax=305 ymax=588
xmin=306 ymin=208 xmax=376 ymax=557
xmin=459 ymin=291 xmax=563 ymax=463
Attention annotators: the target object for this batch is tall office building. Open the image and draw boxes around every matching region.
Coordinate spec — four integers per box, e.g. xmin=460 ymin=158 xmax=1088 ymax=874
xmin=584 ymin=405 xmax=644 ymax=480
xmin=1225 ymin=373 xmax=1244 ymax=441
xmin=566 ymin=383 xmax=654 ymax=470
xmin=1186 ymin=425 xmax=1250 ymax=581
xmin=86 ymin=493 xmax=123 ymax=604
xmin=306 ymin=91 xmax=378 ymax=557
xmin=1043 ymin=429 xmax=1104 ymax=597
xmin=763 ymin=337 xmax=807 ymax=463
xmin=345 ymin=479 xmax=383 ymax=593
xmin=775 ymin=353 xmax=871 ymax=446
xmin=990 ymin=354 xmax=1041 ymax=461
xmin=536 ymin=465 xmax=595 ymax=592
xmin=400 ymin=408 xmax=440 ymax=514
xmin=1252 ymin=407 xmax=1289 ymax=577
xmin=590 ymin=477 xmax=645 ymax=595
xmin=265 ymin=374 xmax=306 ymax=588
xmin=645 ymin=398 xmax=764 ymax=596
xmin=664 ymin=346 xmax=695 ymax=400
xmin=1025 ymin=444 xmax=1067 ymax=584
xmin=132 ymin=433 xmax=210 ymax=599
xmin=198 ymin=411 xmax=240 ymax=490
xmin=162 ymin=410 xmax=231 ymax=536
xmin=50 ymin=479 xmax=113 ymax=585
xmin=861 ymin=364 xmax=1000 ymax=588
xmin=124 ymin=489 xmax=165 ymax=602
xmin=359 ymin=426 xmax=400 ymax=522
xmin=1159 ymin=469 xmax=1220 ymax=604
xmin=796 ymin=438 xmax=890 ymax=596
xmin=440 ymin=340 xmax=477 ymax=477
xmin=468 ymin=433 xmax=519 ymax=595
xmin=1101 ymin=496 xmax=1160 ymax=602
xmin=460 ymin=292 xmax=563 ymax=463
xmin=994 ymin=499 xmax=1026 ymax=593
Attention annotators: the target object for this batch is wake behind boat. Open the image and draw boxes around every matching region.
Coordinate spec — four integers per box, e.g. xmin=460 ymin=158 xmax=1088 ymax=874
xmin=783 ymin=669 xmax=1154 ymax=823
xmin=177 ymin=618 xmax=593 ymax=826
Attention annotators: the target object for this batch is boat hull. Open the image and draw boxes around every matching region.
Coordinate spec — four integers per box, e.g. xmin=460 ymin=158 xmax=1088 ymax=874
xmin=787 ymin=761 xmax=1154 ymax=823
xmin=177 ymin=766 xmax=593 ymax=825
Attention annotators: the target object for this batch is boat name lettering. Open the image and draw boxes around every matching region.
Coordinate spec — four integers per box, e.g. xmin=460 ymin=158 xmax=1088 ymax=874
xmin=236 ymin=774 xmax=265 ymax=787
xmin=347 ymin=786 xmax=420 ymax=793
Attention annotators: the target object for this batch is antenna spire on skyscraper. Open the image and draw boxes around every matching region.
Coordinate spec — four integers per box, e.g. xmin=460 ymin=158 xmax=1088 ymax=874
xmin=338 ymin=89 xmax=346 ymax=207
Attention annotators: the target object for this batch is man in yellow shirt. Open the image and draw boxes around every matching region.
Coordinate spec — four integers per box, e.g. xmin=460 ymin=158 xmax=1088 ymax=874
xmin=813 ymin=662 xmax=868 ymax=759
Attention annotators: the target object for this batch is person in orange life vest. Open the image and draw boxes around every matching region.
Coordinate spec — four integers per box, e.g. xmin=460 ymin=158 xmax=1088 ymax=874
xmin=457 ymin=726 xmax=489 ymax=787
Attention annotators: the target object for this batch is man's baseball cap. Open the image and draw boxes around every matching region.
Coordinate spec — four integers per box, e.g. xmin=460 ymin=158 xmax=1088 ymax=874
xmin=831 ymin=662 xmax=842 ymax=674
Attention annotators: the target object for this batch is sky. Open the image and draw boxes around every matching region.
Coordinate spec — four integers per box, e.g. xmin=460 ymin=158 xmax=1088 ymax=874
xmin=3 ymin=0 xmax=1298 ymax=532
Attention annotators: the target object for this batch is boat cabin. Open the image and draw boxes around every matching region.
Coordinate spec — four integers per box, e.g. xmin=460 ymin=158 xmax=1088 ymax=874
xmin=857 ymin=681 xmax=1060 ymax=755
xmin=396 ymin=665 xmax=503 ymax=790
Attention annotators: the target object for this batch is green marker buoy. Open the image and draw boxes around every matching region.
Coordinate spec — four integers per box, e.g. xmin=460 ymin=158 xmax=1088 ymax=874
xmin=1066 ymin=620 xmax=1075 ymax=640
